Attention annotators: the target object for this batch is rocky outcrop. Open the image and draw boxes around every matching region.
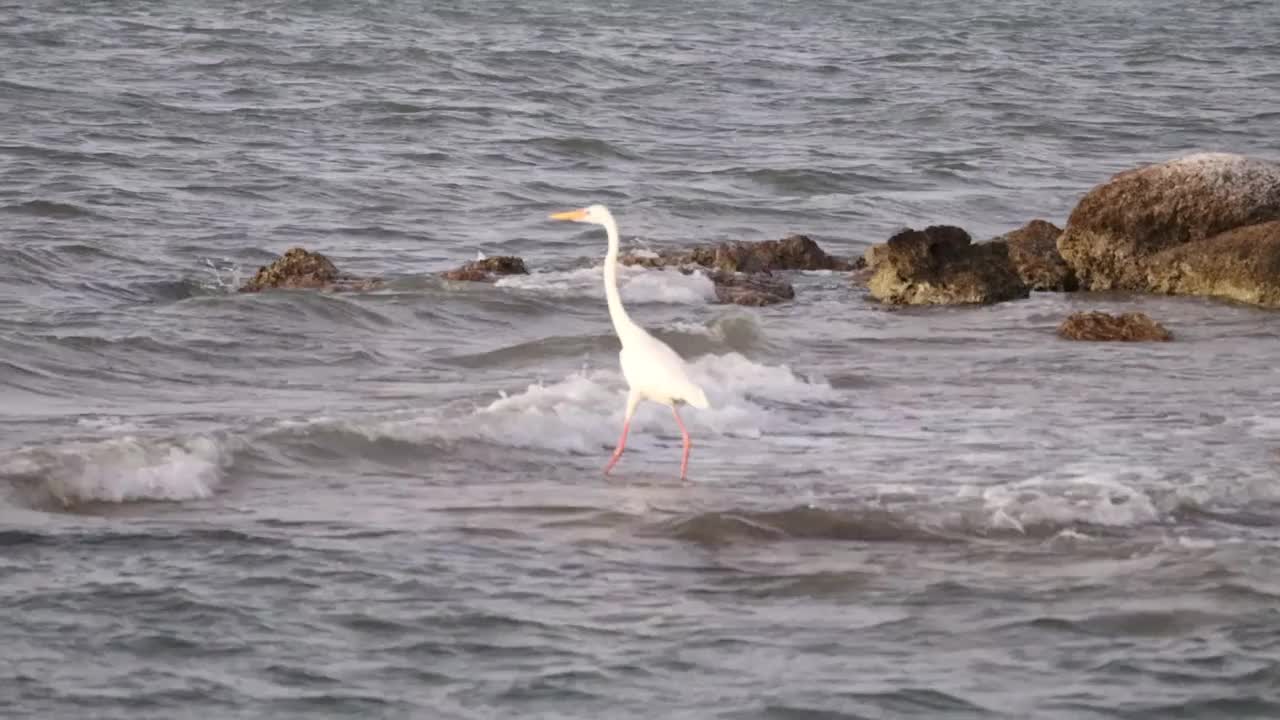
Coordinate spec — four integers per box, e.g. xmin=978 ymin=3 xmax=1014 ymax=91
xmin=617 ymin=234 xmax=845 ymax=306
xmin=1057 ymin=153 xmax=1280 ymax=293
xmin=1057 ymin=311 xmax=1172 ymax=341
xmin=622 ymin=234 xmax=851 ymax=273
xmin=865 ymin=225 xmax=1029 ymax=305
xmin=1144 ymin=221 xmax=1280 ymax=307
xmin=707 ymin=270 xmax=795 ymax=306
xmin=861 ymin=243 xmax=890 ymax=273
xmin=442 ymin=255 xmax=528 ymax=281
xmin=239 ymin=248 xmax=380 ymax=293
xmin=996 ymin=219 xmax=1078 ymax=291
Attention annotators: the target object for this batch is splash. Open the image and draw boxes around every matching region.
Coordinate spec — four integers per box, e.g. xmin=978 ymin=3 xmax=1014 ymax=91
xmin=495 ymin=263 xmax=716 ymax=305
xmin=200 ymin=257 xmax=243 ymax=293
xmin=276 ymin=352 xmax=830 ymax=457
xmin=0 ymin=434 xmax=231 ymax=506
xmin=982 ymin=474 xmax=1162 ymax=533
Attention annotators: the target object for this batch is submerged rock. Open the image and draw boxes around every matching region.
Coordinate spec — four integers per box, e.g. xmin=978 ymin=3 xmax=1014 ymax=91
xmin=1057 ymin=152 xmax=1280 ymax=296
xmin=442 ymin=255 xmax=529 ymax=282
xmin=707 ymin=269 xmax=795 ymax=306
xmin=996 ymin=219 xmax=1078 ymax=291
xmin=622 ymin=234 xmax=851 ymax=273
xmin=865 ymin=225 xmax=1029 ymax=305
xmin=239 ymin=247 xmax=380 ymax=293
xmin=1057 ymin=311 xmax=1172 ymax=342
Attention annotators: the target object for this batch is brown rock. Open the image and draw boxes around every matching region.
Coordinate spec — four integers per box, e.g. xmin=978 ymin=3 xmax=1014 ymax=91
xmin=620 ymin=234 xmax=851 ymax=273
xmin=441 ymin=255 xmax=529 ymax=282
xmin=706 ymin=234 xmax=852 ymax=273
xmin=619 ymin=251 xmax=681 ymax=269
xmin=1058 ymin=153 xmax=1280 ymax=291
xmin=239 ymin=248 xmax=383 ymax=293
xmin=240 ymin=248 xmax=341 ymax=292
xmin=707 ymin=269 xmax=795 ymax=306
xmin=996 ymin=219 xmax=1078 ymax=291
xmin=862 ymin=243 xmax=890 ymax=272
xmin=1145 ymin=220 xmax=1280 ymax=306
xmin=1057 ymin=311 xmax=1172 ymax=342
xmin=865 ymin=225 xmax=1029 ymax=305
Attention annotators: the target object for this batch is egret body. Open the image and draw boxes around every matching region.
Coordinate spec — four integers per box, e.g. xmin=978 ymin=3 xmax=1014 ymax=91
xmin=549 ymin=204 xmax=709 ymax=480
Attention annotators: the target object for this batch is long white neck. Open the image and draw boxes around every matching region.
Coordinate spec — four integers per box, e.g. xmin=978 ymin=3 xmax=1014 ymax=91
xmin=601 ymin=211 xmax=638 ymax=343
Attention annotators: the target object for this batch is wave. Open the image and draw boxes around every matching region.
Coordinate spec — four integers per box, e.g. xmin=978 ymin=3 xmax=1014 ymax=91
xmin=653 ymin=506 xmax=964 ymax=545
xmin=0 ymin=199 xmax=99 ymax=219
xmin=504 ymin=135 xmax=640 ymax=162
xmin=637 ymin=460 xmax=1280 ymax=547
xmin=495 ymin=264 xmax=717 ymax=305
xmin=262 ymin=351 xmax=830 ymax=464
xmin=440 ymin=313 xmax=767 ymax=369
xmin=0 ymin=434 xmax=233 ymax=508
xmin=981 ymin=475 xmax=1163 ymax=533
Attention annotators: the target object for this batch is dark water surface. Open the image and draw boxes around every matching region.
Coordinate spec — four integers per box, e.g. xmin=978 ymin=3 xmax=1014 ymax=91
xmin=3 ymin=1 xmax=1280 ymax=718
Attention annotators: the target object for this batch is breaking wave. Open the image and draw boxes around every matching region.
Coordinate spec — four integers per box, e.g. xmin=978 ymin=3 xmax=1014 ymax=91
xmin=0 ymin=434 xmax=233 ymax=508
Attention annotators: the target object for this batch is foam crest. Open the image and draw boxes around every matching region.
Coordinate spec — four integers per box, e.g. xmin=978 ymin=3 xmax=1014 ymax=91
xmin=495 ymin=264 xmax=716 ymax=305
xmin=0 ymin=435 xmax=230 ymax=506
xmin=303 ymin=351 xmax=831 ymax=457
xmin=982 ymin=474 xmax=1161 ymax=533
xmin=200 ymin=257 xmax=244 ymax=293
xmin=476 ymin=352 xmax=831 ymax=448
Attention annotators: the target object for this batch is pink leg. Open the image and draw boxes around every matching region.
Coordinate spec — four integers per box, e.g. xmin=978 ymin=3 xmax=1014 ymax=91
xmin=603 ymin=419 xmax=631 ymax=476
xmin=672 ymin=406 xmax=692 ymax=481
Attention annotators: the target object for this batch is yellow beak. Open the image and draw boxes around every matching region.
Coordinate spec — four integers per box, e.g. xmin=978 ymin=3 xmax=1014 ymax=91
xmin=549 ymin=208 xmax=588 ymax=221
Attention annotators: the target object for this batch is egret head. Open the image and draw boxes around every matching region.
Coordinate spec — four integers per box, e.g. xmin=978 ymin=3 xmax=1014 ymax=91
xmin=549 ymin=204 xmax=610 ymax=225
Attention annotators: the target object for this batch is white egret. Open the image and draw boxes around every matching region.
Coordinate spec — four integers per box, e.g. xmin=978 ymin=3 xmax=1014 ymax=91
xmin=549 ymin=204 xmax=709 ymax=481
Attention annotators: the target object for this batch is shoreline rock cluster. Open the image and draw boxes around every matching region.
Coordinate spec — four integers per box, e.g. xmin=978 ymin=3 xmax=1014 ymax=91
xmin=237 ymin=152 xmax=1280 ymax=336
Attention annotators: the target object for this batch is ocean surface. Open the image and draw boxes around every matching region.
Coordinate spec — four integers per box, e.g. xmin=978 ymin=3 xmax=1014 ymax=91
xmin=3 ymin=1 xmax=1280 ymax=717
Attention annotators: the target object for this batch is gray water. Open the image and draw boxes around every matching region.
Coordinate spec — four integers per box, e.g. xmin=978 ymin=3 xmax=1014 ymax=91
xmin=3 ymin=1 xmax=1280 ymax=718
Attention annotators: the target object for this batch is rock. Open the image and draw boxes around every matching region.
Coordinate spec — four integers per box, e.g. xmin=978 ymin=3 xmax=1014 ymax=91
xmin=1058 ymin=152 xmax=1280 ymax=291
xmin=862 ymin=243 xmax=890 ymax=272
xmin=705 ymin=234 xmax=852 ymax=273
xmin=865 ymin=225 xmax=1029 ymax=305
xmin=1057 ymin=311 xmax=1172 ymax=341
xmin=239 ymin=247 xmax=379 ymax=293
xmin=442 ymin=255 xmax=528 ymax=282
xmin=621 ymin=234 xmax=851 ymax=273
xmin=996 ymin=219 xmax=1078 ymax=291
xmin=707 ymin=269 xmax=795 ymax=306
xmin=618 ymin=250 xmax=668 ymax=270
xmin=1145 ymin=220 xmax=1280 ymax=306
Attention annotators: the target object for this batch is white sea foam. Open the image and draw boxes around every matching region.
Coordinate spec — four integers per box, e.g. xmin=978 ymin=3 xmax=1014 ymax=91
xmin=291 ymin=352 xmax=830 ymax=457
xmin=0 ymin=435 xmax=231 ymax=505
xmin=495 ymin=264 xmax=716 ymax=305
xmin=982 ymin=472 xmax=1162 ymax=532
xmin=200 ymin=256 xmax=243 ymax=293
